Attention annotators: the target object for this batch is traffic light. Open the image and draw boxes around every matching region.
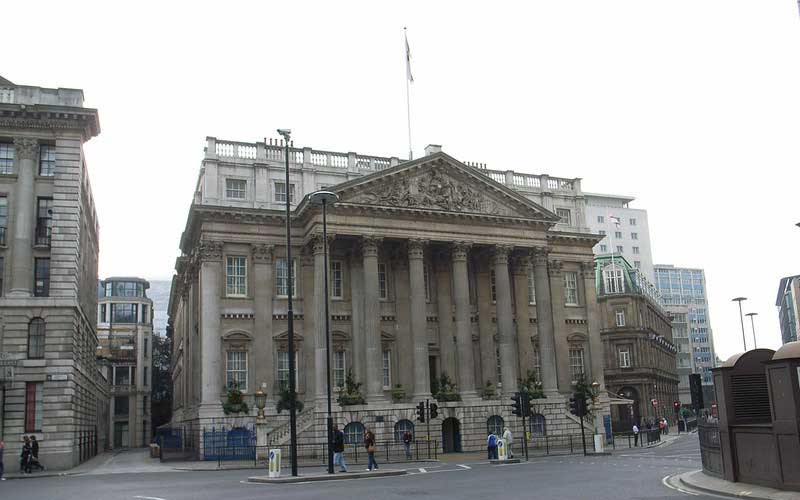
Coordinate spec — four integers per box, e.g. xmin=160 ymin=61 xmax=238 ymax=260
xmin=673 ymin=400 xmax=681 ymax=414
xmin=521 ymin=391 xmax=532 ymax=418
xmin=569 ymin=393 xmax=580 ymax=416
xmin=429 ymin=403 xmax=439 ymax=420
xmin=416 ymin=401 xmax=426 ymax=423
xmin=689 ymin=374 xmax=704 ymax=410
xmin=511 ymin=393 xmax=522 ymax=417
xmin=581 ymin=395 xmax=591 ymax=417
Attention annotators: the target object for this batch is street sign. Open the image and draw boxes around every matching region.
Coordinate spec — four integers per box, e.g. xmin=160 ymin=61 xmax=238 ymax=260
xmin=47 ymin=374 xmax=68 ymax=381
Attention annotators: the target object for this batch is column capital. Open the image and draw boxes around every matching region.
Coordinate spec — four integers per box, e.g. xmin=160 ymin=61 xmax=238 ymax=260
xmin=451 ymin=241 xmax=472 ymax=262
xmin=408 ymin=238 xmax=428 ymax=259
xmin=251 ymin=243 xmax=274 ymax=263
xmin=532 ymin=246 xmax=550 ymax=266
xmin=197 ymin=240 xmax=224 ymax=262
xmin=511 ymin=253 xmax=531 ymax=275
xmin=361 ymin=235 xmax=382 ymax=258
xmin=548 ymin=259 xmax=564 ymax=276
xmin=579 ymin=260 xmax=596 ymax=278
xmin=491 ymin=244 xmax=513 ymax=265
xmin=308 ymin=233 xmax=335 ymax=255
xmin=13 ymin=137 xmax=39 ymax=160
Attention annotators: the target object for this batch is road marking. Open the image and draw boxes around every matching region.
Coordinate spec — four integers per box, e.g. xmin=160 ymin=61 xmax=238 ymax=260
xmin=418 ymin=467 xmax=427 ymax=473
xmin=457 ymin=464 xmax=471 ymax=470
xmin=134 ymin=496 xmax=168 ymax=500
xmin=661 ymin=474 xmax=699 ymax=496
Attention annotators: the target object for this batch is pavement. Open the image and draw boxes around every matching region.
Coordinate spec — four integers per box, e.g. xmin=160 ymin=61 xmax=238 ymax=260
xmin=668 ymin=470 xmax=800 ymax=500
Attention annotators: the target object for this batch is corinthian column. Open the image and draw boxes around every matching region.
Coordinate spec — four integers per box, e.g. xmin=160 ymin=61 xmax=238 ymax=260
xmin=493 ymin=245 xmax=518 ymax=395
xmin=532 ymin=247 xmax=558 ymax=395
xmin=548 ymin=258 xmax=571 ymax=393
xmin=512 ymin=253 xmax=535 ymax=380
xmin=452 ymin=242 xmax=477 ymax=397
xmin=581 ymin=261 xmax=606 ymax=392
xmin=198 ymin=240 xmax=224 ymax=410
xmin=311 ymin=234 xmax=329 ymax=402
xmin=362 ymin=236 xmax=384 ymax=401
xmin=252 ymin=244 xmax=275 ymax=401
xmin=409 ymin=239 xmax=431 ymax=398
xmin=8 ymin=138 xmax=38 ymax=297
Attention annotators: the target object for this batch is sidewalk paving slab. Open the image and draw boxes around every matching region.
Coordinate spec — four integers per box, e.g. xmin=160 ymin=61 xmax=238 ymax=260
xmin=248 ymin=469 xmax=406 ymax=483
xmin=677 ymin=470 xmax=800 ymax=500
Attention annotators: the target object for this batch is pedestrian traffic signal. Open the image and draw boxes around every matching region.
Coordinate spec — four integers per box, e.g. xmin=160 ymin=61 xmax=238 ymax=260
xmin=429 ymin=403 xmax=439 ymax=420
xmin=673 ymin=400 xmax=681 ymax=414
xmin=569 ymin=393 xmax=579 ymax=416
xmin=511 ymin=393 xmax=523 ymax=417
xmin=416 ymin=401 xmax=426 ymax=423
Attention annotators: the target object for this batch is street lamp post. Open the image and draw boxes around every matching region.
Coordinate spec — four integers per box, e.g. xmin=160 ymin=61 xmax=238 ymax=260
xmin=745 ymin=312 xmax=759 ymax=350
xmin=732 ymin=297 xmax=747 ymax=352
xmin=277 ymin=128 xmax=298 ymax=477
xmin=310 ymin=190 xmax=339 ymax=475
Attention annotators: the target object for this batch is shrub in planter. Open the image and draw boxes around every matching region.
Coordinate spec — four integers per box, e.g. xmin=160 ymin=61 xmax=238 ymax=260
xmin=391 ymin=384 xmax=406 ymax=403
xmin=433 ymin=373 xmax=461 ymax=402
xmin=482 ymin=380 xmax=496 ymax=399
xmin=276 ymin=387 xmax=305 ymax=414
xmin=222 ymin=385 xmax=250 ymax=415
xmin=337 ymin=370 xmax=366 ymax=406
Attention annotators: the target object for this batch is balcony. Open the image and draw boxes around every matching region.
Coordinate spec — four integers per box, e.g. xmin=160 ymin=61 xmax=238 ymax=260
xmin=35 ymin=220 xmax=51 ymax=247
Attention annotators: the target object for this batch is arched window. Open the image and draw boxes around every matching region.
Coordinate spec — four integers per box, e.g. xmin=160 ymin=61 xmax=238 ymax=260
xmin=603 ymin=264 xmax=625 ymax=294
xmin=394 ymin=419 xmax=414 ymax=442
xmin=529 ymin=414 xmax=546 ymax=437
xmin=343 ymin=421 xmax=365 ymax=445
xmin=487 ymin=415 xmax=504 ymax=436
xmin=28 ymin=318 xmax=45 ymax=359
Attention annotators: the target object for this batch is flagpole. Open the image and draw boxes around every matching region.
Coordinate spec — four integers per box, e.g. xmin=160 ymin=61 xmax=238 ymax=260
xmin=404 ymin=27 xmax=413 ymax=160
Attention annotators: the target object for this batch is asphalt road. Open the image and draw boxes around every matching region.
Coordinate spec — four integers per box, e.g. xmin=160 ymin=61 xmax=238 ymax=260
xmin=0 ymin=434 xmax=721 ymax=500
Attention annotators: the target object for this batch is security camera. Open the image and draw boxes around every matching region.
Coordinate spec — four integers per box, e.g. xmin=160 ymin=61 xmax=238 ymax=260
xmin=277 ymin=128 xmax=292 ymax=139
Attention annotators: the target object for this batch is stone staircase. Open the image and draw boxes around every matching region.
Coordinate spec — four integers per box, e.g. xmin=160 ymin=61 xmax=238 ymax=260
xmin=266 ymin=406 xmax=316 ymax=446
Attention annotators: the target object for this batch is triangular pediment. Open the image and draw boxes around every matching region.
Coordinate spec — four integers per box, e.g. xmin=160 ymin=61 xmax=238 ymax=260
xmin=332 ymin=153 xmax=560 ymax=222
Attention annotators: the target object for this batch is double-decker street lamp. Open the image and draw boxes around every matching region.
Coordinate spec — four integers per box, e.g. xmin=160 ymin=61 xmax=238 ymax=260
xmin=309 ymin=190 xmax=339 ymax=475
xmin=732 ymin=297 xmax=747 ymax=352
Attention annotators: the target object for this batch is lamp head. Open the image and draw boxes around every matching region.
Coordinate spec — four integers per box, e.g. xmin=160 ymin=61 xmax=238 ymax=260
xmin=309 ymin=190 xmax=339 ymax=206
xmin=745 ymin=312 xmax=758 ymax=317
xmin=277 ymin=128 xmax=292 ymax=141
xmin=732 ymin=297 xmax=747 ymax=302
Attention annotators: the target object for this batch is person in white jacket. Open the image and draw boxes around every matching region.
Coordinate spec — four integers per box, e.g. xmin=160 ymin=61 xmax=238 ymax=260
xmin=502 ymin=428 xmax=513 ymax=458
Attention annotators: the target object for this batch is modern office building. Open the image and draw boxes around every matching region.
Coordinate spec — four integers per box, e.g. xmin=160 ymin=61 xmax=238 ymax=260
xmin=97 ymin=277 xmax=153 ymax=448
xmin=0 ymin=75 xmax=108 ymax=470
xmin=654 ymin=264 xmax=716 ymax=406
xmin=168 ymin=138 xmax=612 ymax=453
xmin=594 ymin=255 xmax=678 ymax=430
xmin=777 ymin=275 xmax=800 ymax=345
xmin=584 ymin=194 xmax=655 ymax=282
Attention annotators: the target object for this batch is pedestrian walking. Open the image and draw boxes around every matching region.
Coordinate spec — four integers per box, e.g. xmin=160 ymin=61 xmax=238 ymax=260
xmin=632 ymin=423 xmax=640 ymax=447
xmin=364 ymin=429 xmax=379 ymax=471
xmin=402 ymin=430 xmax=413 ymax=460
xmin=487 ymin=431 xmax=498 ymax=460
xmin=0 ymin=440 xmax=5 ymax=480
xmin=331 ymin=424 xmax=347 ymax=473
xmin=502 ymin=428 xmax=513 ymax=459
xmin=29 ymin=436 xmax=44 ymax=472
xmin=20 ymin=436 xmax=32 ymax=474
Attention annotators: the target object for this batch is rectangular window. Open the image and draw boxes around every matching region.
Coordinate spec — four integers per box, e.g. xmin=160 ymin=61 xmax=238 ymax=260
xmin=275 ymin=182 xmax=296 ymax=203
xmin=614 ymin=231 xmax=622 ymax=239
xmin=564 ymin=271 xmax=578 ymax=305
xmin=629 ymin=218 xmax=637 ymax=226
xmin=144 ymin=337 xmax=148 ymax=356
xmin=615 ymin=310 xmax=626 ymax=327
xmin=226 ymin=351 xmax=247 ymax=391
xmin=334 ymin=351 xmax=346 ymax=389
xmin=114 ymin=395 xmax=129 ymax=416
xmin=527 ymin=269 xmax=536 ymax=304
xmin=112 ymin=303 xmax=138 ymax=323
xmin=0 ymin=195 xmax=7 ymax=246
xmin=277 ymin=351 xmax=298 ymax=391
xmin=100 ymin=304 xmax=106 ymax=323
xmin=225 ymin=178 xmax=246 ymax=199
xmin=36 ymin=197 xmax=53 ymax=246
xmin=382 ymin=350 xmax=391 ymax=389
xmin=0 ymin=143 xmax=14 ymax=174
xmin=599 ymin=244 xmax=607 ymax=252
xmin=569 ymin=349 xmax=585 ymax=382
xmin=490 ymin=270 xmax=497 ymax=302
xmin=144 ymin=366 xmax=148 ymax=386
xmin=39 ymin=144 xmax=55 ymax=176
xmin=34 ymin=258 xmax=50 ymax=297
xmin=423 ymin=263 xmax=431 ymax=302
xmin=631 ymin=232 xmax=638 ymax=240
xmin=25 ymin=382 xmax=44 ymax=432
xmin=276 ymin=258 xmax=297 ymax=297
xmin=532 ymin=346 xmax=541 ymax=382
xmin=331 ymin=261 xmax=343 ymax=299
xmin=618 ymin=348 xmax=631 ymax=368
xmin=556 ymin=208 xmax=571 ymax=225
xmin=632 ymin=246 xmax=640 ymax=254
xmin=114 ymin=366 xmax=131 ymax=385
xmin=598 ymin=230 xmax=606 ymax=236
xmin=616 ymin=245 xmax=623 ymax=253
xmin=597 ymin=215 xmax=604 ymax=223
xmin=141 ymin=304 xmax=149 ymax=324
xmin=226 ymin=256 xmax=247 ymax=296
xmin=378 ymin=263 xmax=388 ymax=299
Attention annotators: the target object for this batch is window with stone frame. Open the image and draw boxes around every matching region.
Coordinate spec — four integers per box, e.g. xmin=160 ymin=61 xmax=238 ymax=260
xmin=277 ymin=350 xmax=299 ymax=391
xmin=556 ymin=208 xmax=571 ymax=225
xmin=225 ymin=178 xmax=247 ymax=199
xmin=487 ymin=415 xmax=504 ymax=436
xmin=274 ymin=182 xmax=295 ymax=203
xmin=531 ymin=341 xmax=541 ymax=382
xmin=394 ymin=419 xmax=414 ymax=442
xmin=39 ymin=144 xmax=55 ymax=176
xmin=334 ymin=350 xmax=346 ymax=390
xmin=331 ymin=260 xmax=343 ymax=299
xmin=276 ymin=258 xmax=297 ymax=297
xmin=564 ymin=271 xmax=579 ymax=305
xmin=34 ymin=257 xmax=50 ymax=297
xmin=378 ymin=263 xmax=388 ymax=299
xmin=490 ymin=270 xmax=497 ymax=302
xmin=344 ymin=421 xmax=365 ymax=445
xmin=226 ymin=256 xmax=247 ymax=297
xmin=25 ymin=382 xmax=44 ymax=432
xmin=568 ymin=348 xmax=585 ymax=382
xmin=382 ymin=349 xmax=392 ymax=389
xmin=0 ymin=143 xmax=14 ymax=174
xmin=226 ymin=351 xmax=247 ymax=391
xmin=618 ymin=347 xmax=631 ymax=368
xmin=28 ymin=318 xmax=45 ymax=359
xmin=615 ymin=309 xmax=626 ymax=327
xmin=527 ymin=269 xmax=536 ymax=304
xmin=603 ymin=264 xmax=625 ymax=294
xmin=530 ymin=414 xmax=547 ymax=437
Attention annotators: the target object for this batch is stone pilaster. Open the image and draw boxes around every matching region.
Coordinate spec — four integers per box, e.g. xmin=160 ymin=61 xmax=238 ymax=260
xmin=512 ymin=252 xmax=535 ymax=381
xmin=392 ymin=250 xmax=415 ymax=394
xmin=532 ymin=246 xmax=558 ymax=395
xmin=198 ymin=240 xmax=224 ymax=411
xmin=475 ymin=252 xmax=496 ymax=389
xmin=435 ymin=250 xmax=456 ymax=387
xmin=252 ymin=244 xmax=275 ymax=401
xmin=493 ymin=245 xmax=518 ymax=395
xmin=580 ymin=261 xmax=605 ymax=391
xmin=548 ymin=258 xmax=570 ymax=393
xmin=362 ymin=236 xmax=384 ymax=401
xmin=311 ymin=234 xmax=334 ymax=402
xmin=409 ymin=238 xmax=431 ymax=398
xmin=8 ymin=137 xmax=38 ymax=297
xmin=348 ymin=245 xmax=365 ymax=384
xmin=452 ymin=242 xmax=477 ymax=397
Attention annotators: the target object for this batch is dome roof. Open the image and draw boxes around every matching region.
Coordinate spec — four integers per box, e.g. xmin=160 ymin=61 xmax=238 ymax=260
xmin=773 ymin=341 xmax=800 ymax=361
xmin=720 ymin=353 xmax=745 ymax=368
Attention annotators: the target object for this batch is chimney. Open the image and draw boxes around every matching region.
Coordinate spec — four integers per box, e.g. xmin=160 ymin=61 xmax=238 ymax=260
xmin=424 ymin=144 xmax=442 ymax=156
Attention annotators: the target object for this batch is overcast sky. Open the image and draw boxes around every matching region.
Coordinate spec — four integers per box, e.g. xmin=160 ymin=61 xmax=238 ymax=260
xmin=5 ymin=1 xmax=799 ymax=360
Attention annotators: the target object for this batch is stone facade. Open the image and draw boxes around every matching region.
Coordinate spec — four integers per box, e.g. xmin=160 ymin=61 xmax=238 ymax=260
xmin=168 ymin=139 xmax=612 ymax=452
xmin=97 ymin=277 xmax=153 ymax=448
xmin=595 ymin=255 xmax=679 ymax=431
xmin=0 ymin=76 xmax=107 ymax=471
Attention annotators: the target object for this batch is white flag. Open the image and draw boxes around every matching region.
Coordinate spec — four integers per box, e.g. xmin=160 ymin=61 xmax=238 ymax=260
xmin=609 ymin=215 xmax=621 ymax=226
xmin=405 ymin=31 xmax=414 ymax=83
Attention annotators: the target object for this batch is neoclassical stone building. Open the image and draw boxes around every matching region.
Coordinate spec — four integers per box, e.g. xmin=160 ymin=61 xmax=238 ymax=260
xmin=169 ymin=139 xmax=610 ymax=452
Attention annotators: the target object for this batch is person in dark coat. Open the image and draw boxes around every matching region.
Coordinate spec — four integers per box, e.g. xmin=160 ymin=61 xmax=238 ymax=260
xmin=20 ymin=436 xmax=32 ymax=474
xmin=364 ymin=429 xmax=379 ymax=471
xmin=331 ymin=424 xmax=347 ymax=473
xmin=29 ymin=436 xmax=44 ymax=471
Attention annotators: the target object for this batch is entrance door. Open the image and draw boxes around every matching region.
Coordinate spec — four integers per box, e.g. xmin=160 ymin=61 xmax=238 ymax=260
xmin=114 ymin=422 xmax=129 ymax=448
xmin=441 ymin=417 xmax=462 ymax=453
